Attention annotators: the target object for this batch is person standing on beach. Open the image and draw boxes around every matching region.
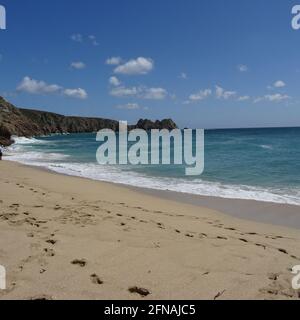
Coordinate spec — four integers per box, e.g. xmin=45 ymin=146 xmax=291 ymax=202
xmin=0 ymin=146 xmax=3 ymax=160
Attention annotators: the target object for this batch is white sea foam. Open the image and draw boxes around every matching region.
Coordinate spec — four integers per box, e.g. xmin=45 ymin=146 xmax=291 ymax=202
xmin=7 ymin=156 xmax=300 ymax=206
xmin=260 ymin=144 xmax=273 ymax=150
xmin=6 ymin=137 xmax=69 ymax=162
xmin=11 ymin=136 xmax=47 ymax=145
xmin=5 ymin=137 xmax=300 ymax=206
xmin=7 ymin=151 xmax=69 ymax=162
xmin=54 ymin=163 xmax=300 ymax=205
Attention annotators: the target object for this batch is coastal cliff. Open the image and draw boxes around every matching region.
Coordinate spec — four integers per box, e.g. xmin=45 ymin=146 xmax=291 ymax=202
xmin=0 ymin=97 xmax=177 ymax=146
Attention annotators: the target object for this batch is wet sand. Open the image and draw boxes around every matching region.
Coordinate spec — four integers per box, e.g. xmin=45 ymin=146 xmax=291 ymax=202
xmin=132 ymin=188 xmax=300 ymax=230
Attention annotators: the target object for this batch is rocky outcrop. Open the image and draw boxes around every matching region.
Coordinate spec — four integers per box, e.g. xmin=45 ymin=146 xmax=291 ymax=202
xmin=0 ymin=97 xmax=178 ymax=146
xmin=131 ymin=118 xmax=178 ymax=131
xmin=0 ymin=97 xmax=35 ymax=146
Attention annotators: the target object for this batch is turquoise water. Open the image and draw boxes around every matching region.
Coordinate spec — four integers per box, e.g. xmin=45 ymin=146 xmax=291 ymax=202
xmin=6 ymin=127 xmax=300 ymax=205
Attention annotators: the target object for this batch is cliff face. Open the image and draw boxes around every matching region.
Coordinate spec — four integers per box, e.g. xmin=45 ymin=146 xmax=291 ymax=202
xmin=0 ymin=97 xmax=34 ymax=146
xmin=0 ymin=97 xmax=178 ymax=146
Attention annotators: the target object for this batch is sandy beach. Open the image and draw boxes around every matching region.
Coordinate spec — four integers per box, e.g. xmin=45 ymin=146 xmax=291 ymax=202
xmin=0 ymin=160 xmax=300 ymax=300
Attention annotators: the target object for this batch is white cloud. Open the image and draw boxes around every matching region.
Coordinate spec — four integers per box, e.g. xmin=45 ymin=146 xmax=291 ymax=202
xmin=17 ymin=76 xmax=88 ymax=100
xmin=184 ymin=85 xmax=252 ymax=104
xmin=188 ymin=89 xmax=212 ymax=102
xmin=184 ymin=87 xmax=249 ymax=104
xmin=114 ymin=57 xmax=154 ymax=75
xmin=109 ymin=76 xmax=121 ymax=86
xmin=237 ymin=64 xmax=248 ymax=72
xmin=17 ymin=77 xmax=62 ymax=94
xmin=237 ymin=95 xmax=250 ymax=101
xmin=88 ymin=35 xmax=99 ymax=46
xmin=110 ymin=86 xmax=139 ymax=97
xmin=179 ymin=72 xmax=188 ymax=79
xmin=71 ymin=34 xmax=83 ymax=43
xmin=106 ymin=57 xmax=122 ymax=65
xmin=268 ymin=80 xmax=286 ymax=90
xmin=71 ymin=34 xmax=98 ymax=46
xmin=116 ymin=103 xmax=141 ymax=110
xmin=142 ymin=87 xmax=167 ymax=100
xmin=110 ymin=85 xmax=167 ymax=100
xmin=63 ymin=88 xmax=88 ymax=100
xmin=273 ymin=80 xmax=286 ymax=88
xmin=216 ymin=85 xmax=237 ymax=100
xmin=70 ymin=61 xmax=86 ymax=70
xmin=254 ymin=93 xmax=290 ymax=103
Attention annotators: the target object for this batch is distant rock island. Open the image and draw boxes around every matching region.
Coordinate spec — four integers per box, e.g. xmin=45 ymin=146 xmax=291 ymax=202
xmin=0 ymin=97 xmax=178 ymax=146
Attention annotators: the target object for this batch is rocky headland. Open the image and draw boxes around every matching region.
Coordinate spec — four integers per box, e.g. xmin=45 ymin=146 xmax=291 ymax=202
xmin=0 ymin=97 xmax=177 ymax=146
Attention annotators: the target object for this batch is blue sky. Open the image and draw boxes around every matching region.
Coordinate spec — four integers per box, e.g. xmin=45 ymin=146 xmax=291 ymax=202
xmin=0 ymin=0 xmax=300 ymax=128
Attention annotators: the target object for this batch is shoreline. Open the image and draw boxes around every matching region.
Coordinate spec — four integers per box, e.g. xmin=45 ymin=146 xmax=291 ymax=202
xmin=5 ymin=130 xmax=300 ymax=208
xmin=129 ymin=187 xmax=300 ymax=230
xmin=5 ymin=158 xmax=300 ymax=230
xmin=1 ymin=160 xmax=300 ymax=300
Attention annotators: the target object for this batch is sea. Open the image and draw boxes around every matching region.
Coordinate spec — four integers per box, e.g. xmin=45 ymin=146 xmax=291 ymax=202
xmin=5 ymin=127 xmax=300 ymax=206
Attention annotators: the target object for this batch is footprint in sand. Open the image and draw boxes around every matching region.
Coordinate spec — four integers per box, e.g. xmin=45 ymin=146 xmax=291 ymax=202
xmin=278 ymin=248 xmax=288 ymax=255
xmin=255 ymin=243 xmax=266 ymax=250
xmin=268 ymin=273 xmax=279 ymax=281
xmin=44 ymin=248 xmax=55 ymax=257
xmin=90 ymin=274 xmax=103 ymax=285
xmin=157 ymin=222 xmax=165 ymax=229
xmin=259 ymin=288 xmax=279 ymax=296
xmin=185 ymin=233 xmax=194 ymax=238
xmin=128 ymin=286 xmax=151 ymax=297
xmin=71 ymin=259 xmax=87 ymax=267
xmin=214 ymin=290 xmax=226 ymax=300
xmin=199 ymin=233 xmax=208 ymax=238
xmin=46 ymin=239 xmax=57 ymax=245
